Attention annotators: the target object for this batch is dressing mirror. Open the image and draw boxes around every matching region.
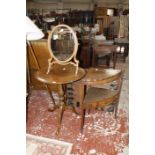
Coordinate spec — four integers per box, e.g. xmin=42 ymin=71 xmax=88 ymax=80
xmin=47 ymin=24 xmax=79 ymax=75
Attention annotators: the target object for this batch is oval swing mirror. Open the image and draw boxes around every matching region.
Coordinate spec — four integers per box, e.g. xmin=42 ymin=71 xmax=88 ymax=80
xmin=48 ymin=24 xmax=78 ymax=63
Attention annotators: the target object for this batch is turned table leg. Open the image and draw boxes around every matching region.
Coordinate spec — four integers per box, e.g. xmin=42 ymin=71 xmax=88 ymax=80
xmin=56 ymin=84 xmax=65 ymax=135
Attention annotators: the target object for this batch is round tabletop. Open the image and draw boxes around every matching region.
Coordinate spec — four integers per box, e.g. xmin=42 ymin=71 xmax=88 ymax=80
xmin=35 ymin=64 xmax=86 ymax=85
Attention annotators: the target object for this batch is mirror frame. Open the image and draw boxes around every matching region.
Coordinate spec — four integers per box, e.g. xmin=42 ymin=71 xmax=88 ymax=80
xmin=47 ymin=24 xmax=79 ymax=75
xmin=48 ymin=24 xmax=78 ymax=63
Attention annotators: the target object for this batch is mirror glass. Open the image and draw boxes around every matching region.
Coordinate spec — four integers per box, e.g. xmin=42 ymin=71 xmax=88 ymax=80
xmin=50 ymin=26 xmax=74 ymax=61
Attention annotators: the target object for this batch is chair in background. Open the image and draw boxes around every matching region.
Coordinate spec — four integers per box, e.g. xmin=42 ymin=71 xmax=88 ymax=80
xmin=80 ymin=68 xmax=123 ymax=133
xmin=114 ymin=38 xmax=129 ymax=62
xmin=92 ymin=43 xmax=119 ymax=69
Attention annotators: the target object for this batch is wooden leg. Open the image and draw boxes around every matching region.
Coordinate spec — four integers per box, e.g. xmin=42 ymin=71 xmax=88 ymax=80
xmin=123 ymin=44 xmax=129 ymax=62
xmin=87 ymin=109 xmax=91 ymax=114
xmin=71 ymin=105 xmax=80 ymax=115
xmin=56 ymin=84 xmax=65 ymax=135
xmin=81 ymin=109 xmax=86 ymax=133
xmin=56 ymin=105 xmax=64 ymax=135
xmin=114 ymin=102 xmax=118 ymax=119
xmin=114 ymin=77 xmax=123 ymax=119
xmin=92 ymin=54 xmax=97 ymax=67
xmin=106 ymin=55 xmax=111 ymax=68
xmin=44 ymin=84 xmax=57 ymax=111
xmin=26 ymin=95 xmax=30 ymax=122
xmin=113 ymin=51 xmax=117 ymax=69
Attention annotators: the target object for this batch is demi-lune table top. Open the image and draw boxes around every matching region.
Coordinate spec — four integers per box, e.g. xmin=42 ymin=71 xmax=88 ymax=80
xmin=78 ymin=68 xmax=122 ymax=85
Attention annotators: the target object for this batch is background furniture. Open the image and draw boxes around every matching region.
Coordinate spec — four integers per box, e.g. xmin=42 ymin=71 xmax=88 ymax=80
xmin=27 ymin=39 xmax=59 ymax=92
xmin=92 ymin=44 xmax=119 ymax=68
xmin=78 ymin=39 xmax=93 ymax=68
xmin=114 ymin=38 xmax=129 ymax=62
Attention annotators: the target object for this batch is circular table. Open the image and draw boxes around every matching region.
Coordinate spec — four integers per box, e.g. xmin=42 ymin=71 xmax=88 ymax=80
xmin=35 ymin=64 xmax=86 ymax=134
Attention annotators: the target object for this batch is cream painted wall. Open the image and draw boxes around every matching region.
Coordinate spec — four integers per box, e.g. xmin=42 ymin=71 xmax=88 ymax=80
xmin=63 ymin=3 xmax=92 ymax=10
xmin=27 ymin=2 xmax=58 ymax=11
xmin=27 ymin=2 xmax=94 ymax=11
xmin=26 ymin=1 xmax=128 ymax=12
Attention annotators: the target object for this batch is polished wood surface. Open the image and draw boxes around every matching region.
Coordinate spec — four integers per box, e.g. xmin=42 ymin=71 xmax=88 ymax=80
xmin=35 ymin=64 xmax=85 ymax=85
xmin=79 ymin=40 xmax=92 ymax=68
xmin=79 ymin=68 xmax=122 ymax=85
xmin=83 ymin=88 xmax=119 ymax=108
xmin=28 ymin=39 xmax=51 ymax=69
xmin=93 ymin=44 xmax=119 ymax=53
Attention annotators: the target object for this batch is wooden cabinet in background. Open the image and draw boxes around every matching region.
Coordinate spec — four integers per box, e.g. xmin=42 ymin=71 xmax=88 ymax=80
xmin=95 ymin=7 xmax=107 ymax=16
xmin=27 ymin=39 xmax=59 ymax=92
